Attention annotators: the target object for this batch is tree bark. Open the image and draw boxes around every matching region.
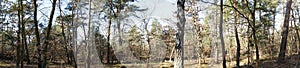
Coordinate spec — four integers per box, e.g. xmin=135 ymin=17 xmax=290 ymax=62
xmin=174 ymin=0 xmax=185 ymax=68
xmin=33 ymin=0 xmax=42 ymax=67
xmin=220 ymin=0 xmax=226 ymax=68
xmin=86 ymin=0 xmax=91 ymax=67
xmin=213 ymin=0 xmax=219 ymax=64
xmin=271 ymin=9 xmax=276 ymax=59
xmin=295 ymin=7 xmax=300 ymax=57
xmin=58 ymin=0 xmax=71 ymax=65
xmin=71 ymin=0 xmax=77 ymax=67
xmin=233 ymin=0 xmax=240 ymax=67
xmin=23 ymin=19 xmax=30 ymax=64
xmin=251 ymin=0 xmax=259 ymax=62
xmin=43 ymin=0 xmax=57 ymax=67
xmin=16 ymin=0 xmax=22 ymax=67
xmin=278 ymin=0 xmax=292 ymax=63
xmin=20 ymin=0 xmax=25 ymax=66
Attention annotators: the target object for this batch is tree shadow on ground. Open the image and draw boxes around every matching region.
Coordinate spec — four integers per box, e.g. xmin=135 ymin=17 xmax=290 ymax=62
xmin=237 ymin=54 xmax=300 ymax=68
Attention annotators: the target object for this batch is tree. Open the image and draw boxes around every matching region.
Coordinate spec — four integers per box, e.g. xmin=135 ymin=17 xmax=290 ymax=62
xmin=174 ymin=0 xmax=185 ymax=68
xmin=232 ymin=0 xmax=241 ymax=67
xmin=21 ymin=1 xmax=30 ymax=65
xmin=64 ymin=0 xmax=78 ymax=67
xmin=33 ymin=0 xmax=43 ymax=67
xmin=16 ymin=0 xmax=23 ymax=67
xmin=278 ymin=0 xmax=292 ymax=63
xmin=219 ymin=0 xmax=226 ymax=67
xmin=296 ymin=6 xmax=300 ymax=56
xmin=86 ymin=0 xmax=92 ymax=67
xmin=251 ymin=0 xmax=259 ymax=62
xmin=42 ymin=0 xmax=57 ymax=67
xmin=92 ymin=0 xmax=143 ymax=64
xmin=71 ymin=0 xmax=77 ymax=67
xmin=58 ymin=0 xmax=72 ymax=65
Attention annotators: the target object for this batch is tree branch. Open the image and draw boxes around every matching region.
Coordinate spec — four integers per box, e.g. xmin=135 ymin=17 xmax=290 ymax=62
xmin=200 ymin=0 xmax=251 ymax=24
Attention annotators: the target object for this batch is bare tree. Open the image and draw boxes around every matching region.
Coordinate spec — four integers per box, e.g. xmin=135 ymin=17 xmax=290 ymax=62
xmin=22 ymin=1 xmax=30 ymax=64
xmin=296 ymin=7 xmax=300 ymax=56
xmin=219 ymin=0 xmax=226 ymax=68
xmin=233 ymin=0 xmax=241 ymax=67
xmin=16 ymin=0 xmax=22 ymax=67
xmin=251 ymin=0 xmax=259 ymax=62
xmin=174 ymin=0 xmax=185 ymax=68
xmin=42 ymin=0 xmax=57 ymax=67
xmin=86 ymin=0 xmax=92 ymax=67
xmin=278 ymin=0 xmax=292 ymax=63
xmin=71 ymin=0 xmax=78 ymax=67
xmin=33 ymin=0 xmax=43 ymax=67
xmin=212 ymin=0 xmax=219 ymax=64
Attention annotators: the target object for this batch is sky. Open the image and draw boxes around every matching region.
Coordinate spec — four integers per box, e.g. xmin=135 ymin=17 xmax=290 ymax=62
xmin=2 ymin=0 xmax=287 ymax=42
xmin=3 ymin=0 xmax=287 ymax=36
xmin=2 ymin=0 xmax=289 ymax=41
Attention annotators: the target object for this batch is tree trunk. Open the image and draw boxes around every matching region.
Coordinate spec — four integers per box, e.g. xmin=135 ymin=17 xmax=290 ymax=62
xmin=71 ymin=0 xmax=77 ymax=67
xmin=251 ymin=0 xmax=259 ymax=62
xmin=233 ymin=0 xmax=240 ymax=67
xmin=58 ymin=0 xmax=71 ymax=65
xmin=174 ymin=0 xmax=185 ymax=68
xmin=143 ymin=18 xmax=151 ymax=68
xmin=107 ymin=0 xmax=115 ymax=64
xmin=86 ymin=0 xmax=91 ymax=67
xmin=23 ymin=20 xmax=30 ymax=64
xmin=43 ymin=0 xmax=57 ymax=67
xmin=16 ymin=0 xmax=22 ymax=67
xmin=296 ymin=8 xmax=300 ymax=57
xmin=219 ymin=0 xmax=226 ymax=68
xmin=33 ymin=0 xmax=42 ymax=67
xmin=271 ymin=9 xmax=276 ymax=59
xmin=278 ymin=0 xmax=292 ymax=63
xmin=86 ymin=0 xmax=92 ymax=68
xmin=213 ymin=0 xmax=219 ymax=64
xmin=117 ymin=0 xmax=123 ymax=47
xmin=20 ymin=0 xmax=25 ymax=66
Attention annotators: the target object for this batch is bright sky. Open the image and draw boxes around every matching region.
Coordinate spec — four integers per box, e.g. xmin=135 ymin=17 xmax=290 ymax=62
xmin=3 ymin=0 xmax=286 ymax=35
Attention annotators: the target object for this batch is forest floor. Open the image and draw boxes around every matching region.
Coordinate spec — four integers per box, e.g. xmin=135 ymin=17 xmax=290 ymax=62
xmin=1 ymin=54 xmax=300 ymax=68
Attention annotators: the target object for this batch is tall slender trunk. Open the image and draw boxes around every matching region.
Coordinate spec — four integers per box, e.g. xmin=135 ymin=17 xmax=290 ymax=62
xmin=233 ymin=0 xmax=240 ymax=67
xmin=271 ymin=9 xmax=276 ymax=59
xmin=143 ymin=19 xmax=151 ymax=68
xmin=58 ymin=0 xmax=71 ymax=65
xmin=19 ymin=0 xmax=25 ymax=67
xmin=23 ymin=21 xmax=30 ymax=64
xmin=174 ymin=0 xmax=185 ymax=68
xmin=117 ymin=1 xmax=123 ymax=47
xmin=43 ymin=0 xmax=57 ymax=67
xmin=106 ymin=19 xmax=111 ymax=64
xmin=16 ymin=0 xmax=22 ymax=67
xmin=33 ymin=0 xmax=42 ymax=67
xmin=247 ymin=18 xmax=252 ymax=66
xmin=86 ymin=0 xmax=91 ymax=67
xmin=296 ymin=8 xmax=300 ymax=56
xmin=251 ymin=0 xmax=259 ymax=62
xmin=107 ymin=0 xmax=115 ymax=64
xmin=71 ymin=0 xmax=77 ymax=67
xmin=219 ymin=0 xmax=226 ymax=68
xmin=213 ymin=0 xmax=219 ymax=64
xmin=278 ymin=0 xmax=292 ymax=63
